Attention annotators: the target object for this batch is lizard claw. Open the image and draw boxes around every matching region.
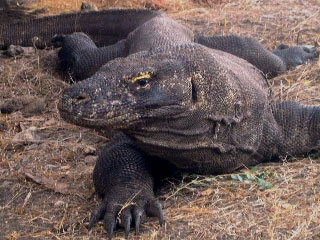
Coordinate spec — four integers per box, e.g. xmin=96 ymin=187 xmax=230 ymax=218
xmin=147 ymin=199 xmax=164 ymax=226
xmin=104 ymin=214 xmax=116 ymax=240
xmin=88 ymin=194 xmax=164 ymax=239
xmin=120 ymin=211 xmax=132 ymax=239
xmin=88 ymin=202 xmax=106 ymax=230
xmin=133 ymin=207 xmax=144 ymax=235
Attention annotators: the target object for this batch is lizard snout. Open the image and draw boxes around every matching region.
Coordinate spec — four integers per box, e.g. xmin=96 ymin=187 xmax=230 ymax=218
xmin=58 ymin=86 xmax=92 ymax=117
xmin=61 ymin=86 xmax=91 ymax=104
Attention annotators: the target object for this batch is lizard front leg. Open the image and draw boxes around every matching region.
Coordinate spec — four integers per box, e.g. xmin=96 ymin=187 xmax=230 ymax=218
xmin=89 ymin=132 xmax=163 ymax=239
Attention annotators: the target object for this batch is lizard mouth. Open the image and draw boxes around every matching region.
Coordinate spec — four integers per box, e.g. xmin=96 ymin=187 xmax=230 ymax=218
xmin=59 ymin=109 xmax=140 ymax=129
xmin=58 ymin=95 xmax=186 ymax=129
xmin=58 ymin=98 xmax=137 ymax=128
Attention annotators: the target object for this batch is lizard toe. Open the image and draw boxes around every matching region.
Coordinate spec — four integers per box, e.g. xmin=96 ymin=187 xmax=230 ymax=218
xmin=133 ymin=206 xmax=145 ymax=235
xmin=119 ymin=209 xmax=132 ymax=239
xmin=103 ymin=208 xmax=118 ymax=240
xmin=146 ymin=199 xmax=164 ymax=226
xmin=88 ymin=202 xmax=107 ymax=230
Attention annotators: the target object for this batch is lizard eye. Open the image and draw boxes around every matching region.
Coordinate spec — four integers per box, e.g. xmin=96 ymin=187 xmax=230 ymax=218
xmin=130 ymin=72 xmax=152 ymax=89
xmin=137 ymin=78 xmax=149 ymax=88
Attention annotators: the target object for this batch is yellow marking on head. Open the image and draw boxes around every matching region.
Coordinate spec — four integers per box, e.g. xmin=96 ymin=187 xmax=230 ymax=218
xmin=130 ymin=72 xmax=152 ymax=83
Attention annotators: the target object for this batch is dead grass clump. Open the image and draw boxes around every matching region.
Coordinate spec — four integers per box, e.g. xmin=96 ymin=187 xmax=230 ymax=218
xmin=26 ymin=0 xmax=207 ymax=15
xmin=24 ymin=0 xmax=232 ymax=16
xmin=0 ymin=49 xmax=66 ymax=100
xmin=271 ymin=62 xmax=320 ymax=104
xmin=192 ymin=0 xmax=228 ymax=7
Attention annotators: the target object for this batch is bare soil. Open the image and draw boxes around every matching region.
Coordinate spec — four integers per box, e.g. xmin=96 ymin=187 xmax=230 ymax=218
xmin=1 ymin=0 xmax=320 ymax=239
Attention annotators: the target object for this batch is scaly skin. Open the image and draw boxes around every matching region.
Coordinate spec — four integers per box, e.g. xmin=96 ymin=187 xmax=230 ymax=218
xmin=55 ymin=10 xmax=318 ymax=240
xmin=0 ymin=9 xmax=163 ymax=49
xmin=58 ymin=43 xmax=319 ymax=239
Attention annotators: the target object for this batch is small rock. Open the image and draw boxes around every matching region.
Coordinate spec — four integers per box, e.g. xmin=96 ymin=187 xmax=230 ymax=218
xmin=10 ymin=111 xmax=23 ymax=118
xmin=288 ymin=16 xmax=296 ymax=21
xmin=0 ymin=181 xmax=11 ymax=188
xmin=9 ymin=0 xmax=35 ymax=6
xmin=261 ymin=15 xmax=275 ymax=20
xmin=144 ymin=1 xmax=164 ymax=11
xmin=61 ymin=165 xmax=70 ymax=170
xmin=27 ymin=8 xmax=46 ymax=15
xmin=301 ymin=9 xmax=312 ymax=17
xmin=0 ymin=122 xmax=7 ymax=131
xmin=84 ymin=155 xmax=98 ymax=164
xmin=201 ymin=188 xmax=214 ymax=196
xmin=12 ymin=126 xmax=41 ymax=144
xmin=281 ymin=203 xmax=294 ymax=210
xmin=45 ymin=164 xmax=59 ymax=170
xmin=84 ymin=145 xmax=96 ymax=155
xmin=1 ymin=0 xmax=35 ymax=9
xmin=26 ymin=143 xmax=39 ymax=150
xmin=0 ymin=95 xmax=46 ymax=116
xmin=43 ymin=118 xmax=56 ymax=127
xmin=54 ymin=200 xmax=65 ymax=207
xmin=6 ymin=45 xmax=36 ymax=57
xmin=6 ymin=45 xmax=24 ymax=56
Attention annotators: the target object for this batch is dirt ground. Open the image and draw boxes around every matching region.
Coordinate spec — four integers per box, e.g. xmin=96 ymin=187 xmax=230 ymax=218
xmin=1 ymin=0 xmax=320 ymax=239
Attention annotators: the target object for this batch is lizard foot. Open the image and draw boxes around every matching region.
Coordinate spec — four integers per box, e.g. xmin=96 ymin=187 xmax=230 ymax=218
xmin=272 ymin=43 xmax=319 ymax=69
xmin=88 ymin=190 xmax=164 ymax=239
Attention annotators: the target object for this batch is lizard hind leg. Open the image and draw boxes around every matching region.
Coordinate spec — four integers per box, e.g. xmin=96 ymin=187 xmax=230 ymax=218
xmin=52 ymin=32 xmax=99 ymax=81
xmin=272 ymin=44 xmax=319 ymax=69
xmin=51 ymin=32 xmax=127 ymax=81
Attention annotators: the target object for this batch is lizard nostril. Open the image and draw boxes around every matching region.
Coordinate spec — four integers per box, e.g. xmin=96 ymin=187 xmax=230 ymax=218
xmin=75 ymin=93 xmax=89 ymax=102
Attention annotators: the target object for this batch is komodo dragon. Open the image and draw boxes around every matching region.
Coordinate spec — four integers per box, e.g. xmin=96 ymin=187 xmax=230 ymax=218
xmin=1 ymin=8 xmax=319 ymax=239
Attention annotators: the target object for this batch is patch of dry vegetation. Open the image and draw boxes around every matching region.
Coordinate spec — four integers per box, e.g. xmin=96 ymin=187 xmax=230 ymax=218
xmin=26 ymin=0 xmax=227 ymax=15
xmin=272 ymin=64 xmax=320 ymax=105
xmin=1 ymin=0 xmax=320 ymax=239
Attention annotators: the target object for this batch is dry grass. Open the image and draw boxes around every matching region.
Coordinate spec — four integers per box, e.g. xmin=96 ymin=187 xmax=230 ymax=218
xmin=1 ymin=0 xmax=320 ymax=239
xmin=26 ymin=0 xmax=226 ymax=14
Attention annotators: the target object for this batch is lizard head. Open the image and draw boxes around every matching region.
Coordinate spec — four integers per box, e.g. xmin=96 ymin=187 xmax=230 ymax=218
xmin=58 ymin=44 xmax=270 ymax=160
xmin=58 ymin=50 xmax=198 ymax=130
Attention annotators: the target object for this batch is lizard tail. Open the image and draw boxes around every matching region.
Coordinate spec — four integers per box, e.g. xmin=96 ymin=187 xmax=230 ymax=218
xmin=257 ymin=101 xmax=320 ymax=160
xmin=0 ymin=8 xmax=163 ymax=49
